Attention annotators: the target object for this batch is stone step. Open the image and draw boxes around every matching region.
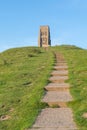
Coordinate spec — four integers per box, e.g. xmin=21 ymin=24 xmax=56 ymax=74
xmin=29 ymin=128 xmax=77 ymax=130
xmin=49 ymin=76 xmax=68 ymax=83
xmin=56 ymin=59 xmax=65 ymax=61
xmin=31 ymin=108 xmax=77 ymax=129
xmin=51 ymin=70 xmax=68 ymax=76
xmin=56 ymin=61 xmax=67 ymax=63
xmin=45 ymin=83 xmax=70 ymax=91
xmin=42 ymin=91 xmax=72 ymax=107
xmin=56 ymin=55 xmax=65 ymax=58
xmin=56 ymin=57 xmax=65 ymax=59
xmin=54 ymin=66 xmax=68 ymax=70
xmin=56 ymin=63 xmax=67 ymax=66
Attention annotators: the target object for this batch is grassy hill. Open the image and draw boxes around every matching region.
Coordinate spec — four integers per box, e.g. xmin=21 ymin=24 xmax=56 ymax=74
xmin=0 ymin=46 xmax=87 ymax=130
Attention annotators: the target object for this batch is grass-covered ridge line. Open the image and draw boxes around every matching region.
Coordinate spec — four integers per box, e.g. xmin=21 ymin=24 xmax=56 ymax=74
xmin=0 ymin=47 xmax=54 ymax=130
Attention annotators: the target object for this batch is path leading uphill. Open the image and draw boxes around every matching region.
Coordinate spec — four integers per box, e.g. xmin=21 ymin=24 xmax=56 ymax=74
xmin=29 ymin=53 xmax=77 ymax=130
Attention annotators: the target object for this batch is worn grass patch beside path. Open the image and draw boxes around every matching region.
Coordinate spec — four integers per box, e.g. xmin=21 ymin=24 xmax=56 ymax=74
xmin=0 ymin=47 xmax=54 ymax=130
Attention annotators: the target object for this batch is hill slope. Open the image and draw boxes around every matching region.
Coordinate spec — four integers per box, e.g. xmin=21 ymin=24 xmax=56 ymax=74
xmin=0 ymin=47 xmax=54 ymax=130
xmin=0 ymin=46 xmax=87 ymax=130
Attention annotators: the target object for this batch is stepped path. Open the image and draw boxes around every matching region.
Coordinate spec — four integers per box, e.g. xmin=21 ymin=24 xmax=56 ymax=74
xmin=29 ymin=53 xmax=77 ymax=130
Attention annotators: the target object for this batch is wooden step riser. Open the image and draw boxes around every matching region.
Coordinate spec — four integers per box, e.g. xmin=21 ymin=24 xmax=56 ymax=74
xmin=45 ymin=87 xmax=69 ymax=91
xmin=54 ymin=68 xmax=68 ymax=70
xmin=47 ymin=102 xmax=67 ymax=108
xmin=49 ymin=80 xmax=68 ymax=83
xmin=29 ymin=128 xmax=77 ymax=130
xmin=51 ymin=73 xmax=68 ymax=76
xmin=56 ymin=61 xmax=67 ymax=63
xmin=56 ymin=63 xmax=67 ymax=66
xmin=54 ymin=66 xmax=68 ymax=69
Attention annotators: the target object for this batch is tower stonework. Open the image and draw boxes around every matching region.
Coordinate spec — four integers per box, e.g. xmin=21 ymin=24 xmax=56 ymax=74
xmin=38 ymin=26 xmax=51 ymax=47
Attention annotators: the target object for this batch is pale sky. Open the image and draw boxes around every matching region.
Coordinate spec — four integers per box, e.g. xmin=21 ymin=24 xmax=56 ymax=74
xmin=0 ymin=0 xmax=87 ymax=52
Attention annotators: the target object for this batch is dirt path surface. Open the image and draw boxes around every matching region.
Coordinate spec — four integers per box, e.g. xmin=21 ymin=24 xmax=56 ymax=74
xmin=29 ymin=53 xmax=77 ymax=130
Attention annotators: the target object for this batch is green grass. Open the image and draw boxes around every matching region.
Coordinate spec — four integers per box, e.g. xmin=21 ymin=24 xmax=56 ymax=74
xmin=0 ymin=47 xmax=54 ymax=130
xmin=0 ymin=45 xmax=87 ymax=130
xmin=64 ymin=48 xmax=87 ymax=130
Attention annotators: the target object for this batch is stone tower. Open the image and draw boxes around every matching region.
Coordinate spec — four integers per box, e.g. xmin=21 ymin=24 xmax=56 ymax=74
xmin=38 ymin=26 xmax=51 ymax=47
